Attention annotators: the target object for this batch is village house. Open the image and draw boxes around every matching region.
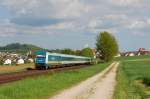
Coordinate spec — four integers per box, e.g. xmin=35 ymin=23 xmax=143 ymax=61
xmin=0 ymin=52 xmax=34 ymax=65
xmin=16 ymin=58 xmax=25 ymax=64
xmin=3 ymin=59 xmax=12 ymax=65
xmin=128 ymin=52 xmax=135 ymax=56
xmin=121 ymin=48 xmax=150 ymax=57
xmin=121 ymin=52 xmax=137 ymax=57
xmin=138 ymin=48 xmax=150 ymax=55
xmin=28 ymin=58 xmax=34 ymax=63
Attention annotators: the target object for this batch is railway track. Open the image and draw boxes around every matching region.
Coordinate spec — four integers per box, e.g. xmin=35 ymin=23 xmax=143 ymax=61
xmin=0 ymin=65 xmax=90 ymax=85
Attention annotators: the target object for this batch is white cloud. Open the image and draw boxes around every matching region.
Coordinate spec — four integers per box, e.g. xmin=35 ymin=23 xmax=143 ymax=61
xmin=110 ymin=0 xmax=150 ymax=7
xmin=1 ymin=0 xmax=90 ymax=19
xmin=128 ymin=20 xmax=150 ymax=29
xmin=85 ymin=18 xmax=118 ymax=34
xmin=45 ymin=22 xmax=75 ymax=30
xmin=147 ymin=19 xmax=150 ymax=24
xmin=103 ymin=14 xmax=127 ymax=20
xmin=132 ymin=32 xmax=145 ymax=36
xmin=0 ymin=20 xmax=77 ymax=37
xmin=0 ymin=0 xmax=150 ymax=37
xmin=87 ymin=18 xmax=103 ymax=29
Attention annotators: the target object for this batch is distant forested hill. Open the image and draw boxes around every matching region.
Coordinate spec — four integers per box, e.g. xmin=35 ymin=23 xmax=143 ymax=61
xmin=0 ymin=43 xmax=43 ymax=53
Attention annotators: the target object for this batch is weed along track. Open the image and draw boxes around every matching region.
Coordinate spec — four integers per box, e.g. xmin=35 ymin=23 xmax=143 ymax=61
xmin=0 ymin=65 xmax=90 ymax=85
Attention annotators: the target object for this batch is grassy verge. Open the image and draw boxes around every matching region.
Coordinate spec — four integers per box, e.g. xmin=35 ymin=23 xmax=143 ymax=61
xmin=0 ymin=63 xmax=34 ymax=74
xmin=113 ymin=61 xmax=150 ymax=99
xmin=113 ymin=63 xmax=141 ymax=99
xmin=0 ymin=63 xmax=110 ymax=99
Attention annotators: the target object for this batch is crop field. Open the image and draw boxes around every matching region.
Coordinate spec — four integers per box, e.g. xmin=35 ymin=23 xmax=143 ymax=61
xmin=113 ymin=59 xmax=150 ymax=99
xmin=0 ymin=62 xmax=110 ymax=99
xmin=0 ymin=63 xmax=34 ymax=74
xmin=114 ymin=55 xmax=150 ymax=62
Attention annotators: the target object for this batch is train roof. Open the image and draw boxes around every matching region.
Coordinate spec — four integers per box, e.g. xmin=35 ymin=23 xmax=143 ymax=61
xmin=47 ymin=53 xmax=91 ymax=59
xmin=35 ymin=50 xmax=91 ymax=59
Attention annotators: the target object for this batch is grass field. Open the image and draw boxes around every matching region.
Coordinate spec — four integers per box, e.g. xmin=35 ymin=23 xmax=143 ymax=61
xmin=113 ymin=60 xmax=150 ymax=99
xmin=0 ymin=63 xmax=110 ymax=99
xmin=114 ymin=55 xmax=150 ymax=62
xmin=0 ymin=63 xmax=34 ymax=74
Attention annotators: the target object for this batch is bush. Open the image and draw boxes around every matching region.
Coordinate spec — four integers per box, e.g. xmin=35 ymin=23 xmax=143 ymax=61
xmin=81 ymin=47 xmax=94 ymax=58
xmin=143 ymin=77 xmax=150 ymax=86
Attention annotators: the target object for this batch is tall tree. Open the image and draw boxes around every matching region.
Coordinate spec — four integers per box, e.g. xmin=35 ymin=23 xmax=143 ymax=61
xmin=81 ymin=47 xmax=94 ymax=58
xmin=96 ymin=31 xmax=118 ymax=62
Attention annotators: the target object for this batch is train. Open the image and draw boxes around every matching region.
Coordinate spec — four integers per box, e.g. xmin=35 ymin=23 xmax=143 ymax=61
xmin=35 ymin=50 xmax=92 ymax=69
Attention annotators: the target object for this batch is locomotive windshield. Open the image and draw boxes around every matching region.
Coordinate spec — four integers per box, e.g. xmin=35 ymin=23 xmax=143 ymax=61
xmin=36 ymin=55 xmax=46 ymax=63
xmin=36 ymin=55 xmax=46 ymax=58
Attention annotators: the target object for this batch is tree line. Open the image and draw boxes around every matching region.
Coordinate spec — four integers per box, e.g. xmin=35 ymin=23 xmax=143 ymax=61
xmin=50 ymin=47 xmax=94 ymax=58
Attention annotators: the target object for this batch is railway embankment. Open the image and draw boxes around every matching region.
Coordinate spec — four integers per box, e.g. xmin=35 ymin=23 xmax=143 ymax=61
xmin=0 ymin=62 xmax=110 ymax=99
xmin=0 ymin=65 xmax=91 ymax=84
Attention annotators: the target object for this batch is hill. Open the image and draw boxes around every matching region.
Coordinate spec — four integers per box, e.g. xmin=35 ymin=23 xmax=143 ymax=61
xmin=0 ymin=43 xmax=43 ymax=53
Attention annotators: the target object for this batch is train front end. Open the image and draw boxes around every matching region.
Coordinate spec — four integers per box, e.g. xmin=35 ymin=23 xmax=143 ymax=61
xmin=35 ymin=50 xmax=48 ymax=69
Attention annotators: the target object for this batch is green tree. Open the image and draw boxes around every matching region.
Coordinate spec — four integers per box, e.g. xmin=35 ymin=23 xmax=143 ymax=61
xmin=81 ymin=47 xmax=94 ymax=58
xmin=96 ymin=31 xmax=118 ymax=62
xmin=61 ymin=49 xmax=76 ymax=55
xmin=75 ymin=50 xmax=81 ymax=56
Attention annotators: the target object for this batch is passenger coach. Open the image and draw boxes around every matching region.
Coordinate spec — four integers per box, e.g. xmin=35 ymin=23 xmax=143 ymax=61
xmin=35 ymin=50 xmax=92 ymax=69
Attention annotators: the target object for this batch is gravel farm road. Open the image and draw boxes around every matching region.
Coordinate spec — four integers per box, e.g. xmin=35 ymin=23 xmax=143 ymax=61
xmin=50 ymin=62 xmax=120 ymax=99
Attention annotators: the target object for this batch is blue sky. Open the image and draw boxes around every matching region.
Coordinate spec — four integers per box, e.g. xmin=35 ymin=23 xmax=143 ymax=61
xmin=0 ymin=0 xmax=150 ymax=51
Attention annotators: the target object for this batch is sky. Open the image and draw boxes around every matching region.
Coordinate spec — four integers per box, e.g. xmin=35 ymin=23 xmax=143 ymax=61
xmin=0 ymin=0 xmax=150 ymax=51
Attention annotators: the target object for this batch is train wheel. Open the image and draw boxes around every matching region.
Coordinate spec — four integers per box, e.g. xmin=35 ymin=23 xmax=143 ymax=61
xmin=35 ymin=67 xmax=40 ymax=70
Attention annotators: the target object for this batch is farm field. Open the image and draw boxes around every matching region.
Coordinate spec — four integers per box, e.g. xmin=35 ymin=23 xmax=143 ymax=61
xmin=114 ymin=55 xmax=150 ymax=62
xmin=0 ymin=62 xmax=110 ymax=99
xmin=113 ymin=59 xmax=150 ymax=99
xmin=0 ymin=63 xmax=34 ymax=74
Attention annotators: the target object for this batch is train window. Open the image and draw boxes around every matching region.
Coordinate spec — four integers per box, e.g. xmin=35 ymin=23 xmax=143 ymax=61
xmin=36 ymin=55 xmax=45 ymax=57
xmin=48 ymin=55 xmax=62 ymax=61
xmin=51 ymin=57 xmax=55 ymax=60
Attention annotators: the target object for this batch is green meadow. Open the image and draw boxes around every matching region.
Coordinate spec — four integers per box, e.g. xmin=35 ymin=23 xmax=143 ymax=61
xmin=113 ymin=58 xmax=150 ymax=99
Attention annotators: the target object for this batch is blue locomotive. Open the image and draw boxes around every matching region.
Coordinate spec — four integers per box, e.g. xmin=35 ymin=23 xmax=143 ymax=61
xmin=35 ymin=50 xmax=92 ymax=69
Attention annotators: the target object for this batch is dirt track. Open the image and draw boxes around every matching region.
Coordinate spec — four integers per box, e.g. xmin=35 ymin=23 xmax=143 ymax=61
xmin=50 ymin=62 xmax=120 ymax=99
